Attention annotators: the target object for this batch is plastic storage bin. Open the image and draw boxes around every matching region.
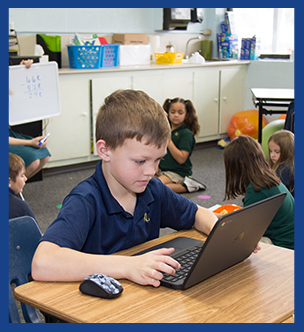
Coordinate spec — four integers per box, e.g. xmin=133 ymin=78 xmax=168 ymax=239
xmin=67 ymin=45 xmax=102 ymax=69
xmin=100 ymin=44 xmax=120 ymax=67
xmin=67 ymin=44 xmax=119 ymax=69
xmin=155 ymin=52 xmax=184 ymax=65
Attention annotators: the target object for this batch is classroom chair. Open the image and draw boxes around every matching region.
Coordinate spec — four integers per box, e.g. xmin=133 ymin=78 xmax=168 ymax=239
xmin=9 ymin=216 xmax=44 ymax=323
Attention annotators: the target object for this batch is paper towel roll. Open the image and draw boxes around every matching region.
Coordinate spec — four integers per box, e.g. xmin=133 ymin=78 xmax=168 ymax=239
xmin=34 ymin=44 xmax=45 ymax=56
xmin=149 ymin=35 xmax=160 ymax=62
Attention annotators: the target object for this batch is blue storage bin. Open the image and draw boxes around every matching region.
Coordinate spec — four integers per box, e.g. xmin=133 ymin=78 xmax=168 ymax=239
xmin=100 ymin=44 xmax=120 ymax=67
xmin=67 ymin=45 xmax=102 ymax=69
xmin=67 ymin=44 xmax=119 ymax=69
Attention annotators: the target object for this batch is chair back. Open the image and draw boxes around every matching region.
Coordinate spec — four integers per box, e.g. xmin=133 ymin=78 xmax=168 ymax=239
xmin=9 ymin=216 xmax=44 ymax=323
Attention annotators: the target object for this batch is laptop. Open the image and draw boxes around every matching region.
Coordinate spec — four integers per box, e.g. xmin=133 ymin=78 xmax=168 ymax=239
xmin=134 ymin=193 xmax=286 ymax=290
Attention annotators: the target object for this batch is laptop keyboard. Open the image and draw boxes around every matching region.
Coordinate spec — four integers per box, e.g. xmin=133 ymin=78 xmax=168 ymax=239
xmin=162 ymin=246 xmax=202 ymax=283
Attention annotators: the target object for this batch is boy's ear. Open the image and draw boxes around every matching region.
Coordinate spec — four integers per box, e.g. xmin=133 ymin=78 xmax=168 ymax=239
xmin=96 ymin=139 xmax=111 ymax=161
xmin=8 ymin=177 xmax=12 ymax=188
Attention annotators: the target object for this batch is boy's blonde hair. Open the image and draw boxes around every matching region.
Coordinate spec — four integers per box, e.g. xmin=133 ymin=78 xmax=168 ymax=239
xmin=95 ymin=89 xmax=171 ymax=149
xmin=9 ymin=153 xmax=25 ymax=182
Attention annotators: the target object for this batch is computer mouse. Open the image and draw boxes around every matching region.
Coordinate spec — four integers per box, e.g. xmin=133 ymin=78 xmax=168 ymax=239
xmin=79 ymin=273 xmax=123 ymax=299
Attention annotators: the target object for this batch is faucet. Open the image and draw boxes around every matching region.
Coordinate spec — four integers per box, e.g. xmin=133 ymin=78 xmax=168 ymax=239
xmin=185 ymin=36 xmax=202 ymax=59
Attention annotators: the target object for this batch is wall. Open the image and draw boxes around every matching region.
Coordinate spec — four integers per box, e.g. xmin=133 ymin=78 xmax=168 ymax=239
xmin=245 ymin=60 xmax=294 ymax=114
xmin=9 ymin=8 xmax=295 ymax=115
xmin=9 ymin=8 xmax=217 ymax=60
xmin=9 ymin=8 xmax=163 ymax=34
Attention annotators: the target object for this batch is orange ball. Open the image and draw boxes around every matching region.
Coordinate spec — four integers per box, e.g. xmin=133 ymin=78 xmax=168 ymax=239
xmin=227 ymin=110 xmax=268 ymax=140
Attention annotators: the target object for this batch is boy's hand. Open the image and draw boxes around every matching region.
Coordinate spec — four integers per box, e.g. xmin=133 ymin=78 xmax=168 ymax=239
xmin=126 ymin=248 xmax=180 ymax=287
xmin=253 ymin=243 xmax=261 ymax=253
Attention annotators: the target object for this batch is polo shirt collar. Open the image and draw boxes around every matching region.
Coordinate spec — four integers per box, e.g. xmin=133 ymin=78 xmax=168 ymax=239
xmin=93 ymin=160 xmax=155 ymax=216
xmin=172 ymin=123 xmax=188 ymax=133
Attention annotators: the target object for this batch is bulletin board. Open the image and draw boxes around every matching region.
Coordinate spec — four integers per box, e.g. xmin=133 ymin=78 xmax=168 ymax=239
xmin=9 ymin=61 xmax=61 ymax=125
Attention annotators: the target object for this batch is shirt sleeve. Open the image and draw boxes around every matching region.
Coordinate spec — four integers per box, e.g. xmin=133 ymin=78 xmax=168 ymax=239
xmin=175 ymin=130 xmax=195 ymax=153
xmin=40 ymin=194 xmax=96 ymax=250
xmin=243 ymin=185 xmax=267 ymax=207
xmin=159 ymin=182 xmax=198 ymax=230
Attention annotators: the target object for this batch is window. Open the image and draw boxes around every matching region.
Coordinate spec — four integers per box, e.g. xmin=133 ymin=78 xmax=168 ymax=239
xmin=233 ymin=8 xmax=294 ymax=54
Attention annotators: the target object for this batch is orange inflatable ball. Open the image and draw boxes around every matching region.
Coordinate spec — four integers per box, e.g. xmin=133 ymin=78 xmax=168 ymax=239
xmin=227 ymin=110 xmax=268 ymax=140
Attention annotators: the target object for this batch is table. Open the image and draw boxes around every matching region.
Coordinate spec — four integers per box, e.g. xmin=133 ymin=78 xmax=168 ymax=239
xmin=251 ymin=88 xmax=294 ymax=144
xmin=14 ymin=228 xmax=294 ymax=323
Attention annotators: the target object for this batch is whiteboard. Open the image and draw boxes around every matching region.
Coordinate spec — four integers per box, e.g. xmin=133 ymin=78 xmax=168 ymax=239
xmin=9 ymin=61 xmax=61 ymax=125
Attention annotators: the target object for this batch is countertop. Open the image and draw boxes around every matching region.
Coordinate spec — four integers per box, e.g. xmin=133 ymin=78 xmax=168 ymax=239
xmin=58 ymin=60 xmax=250 ymax=75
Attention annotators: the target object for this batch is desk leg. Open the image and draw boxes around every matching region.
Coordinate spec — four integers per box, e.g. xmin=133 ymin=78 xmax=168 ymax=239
xmin=258 ymin=102 xmax=263 ymax=144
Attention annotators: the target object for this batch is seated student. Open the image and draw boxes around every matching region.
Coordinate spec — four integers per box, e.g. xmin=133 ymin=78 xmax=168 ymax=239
xmin=32 ymin=90 xmax=260 ymax=286
xmin=268 ymin=130 xmax=294 ymax=197
xmin=223 ymin=135 xmax=294 ymax=250
xmin=9 ymin=153 xmax=35 ymax=220
xmin=9 ymin=59 xmax=51 ymax=179
xmin=156 ymin=97 xmax=205 ymax=193
xmin=31 ymin=90 xmax=221 ymax=286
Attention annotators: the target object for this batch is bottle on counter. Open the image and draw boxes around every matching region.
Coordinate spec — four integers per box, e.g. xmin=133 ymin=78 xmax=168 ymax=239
xmin=166 ymin=42 xmax=174 ymax=52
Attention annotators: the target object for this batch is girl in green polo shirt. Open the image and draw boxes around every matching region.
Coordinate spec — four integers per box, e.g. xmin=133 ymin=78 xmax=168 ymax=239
xmin=223 ymin=135 xmax=294 ymax=250
xmin=157 ymin=97 xmax=206 ymax=193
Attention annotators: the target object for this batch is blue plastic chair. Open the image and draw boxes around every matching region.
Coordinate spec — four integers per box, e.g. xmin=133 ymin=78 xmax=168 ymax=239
xmin=9 ymin=216 xmax=44 ymax=323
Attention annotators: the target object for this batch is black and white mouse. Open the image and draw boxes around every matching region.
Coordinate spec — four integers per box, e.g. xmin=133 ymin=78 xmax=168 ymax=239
xmin=79 ymin=274 xmax=123 ymax=299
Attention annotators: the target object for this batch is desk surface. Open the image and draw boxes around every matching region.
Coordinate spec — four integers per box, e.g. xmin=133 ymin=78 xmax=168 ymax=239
xmin=251 ymin=88 xmax=294 ymax=101
xmin=14 ymin=229 xmax=294 ymax=323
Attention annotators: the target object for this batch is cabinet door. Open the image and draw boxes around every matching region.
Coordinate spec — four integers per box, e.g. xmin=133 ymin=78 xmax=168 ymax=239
xmin=45 ymin=75 xmax=91 ymax=162
xmin=219 ymin=66 xmax=246 ymax=134
xmin=193 ymin=67 xmax=220 ymax=138
xmin=132 ymin=69 xmax=192 ymax=106
xmin=91 ymin=73 xmax=132 ymax=155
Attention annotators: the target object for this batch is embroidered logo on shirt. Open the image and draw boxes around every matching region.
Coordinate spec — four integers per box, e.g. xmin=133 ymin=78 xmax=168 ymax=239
xmin=144 ymin=212 xmax=150 ymax=222
xmin=174 ymin=132 xmax=179 ymax=136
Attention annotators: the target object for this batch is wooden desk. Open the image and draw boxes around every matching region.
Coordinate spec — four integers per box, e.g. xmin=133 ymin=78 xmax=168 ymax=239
xmin=251 ymin=88 xmax=294 ymax=144
xmin=14 ymin=228 xmax=294 ymax=323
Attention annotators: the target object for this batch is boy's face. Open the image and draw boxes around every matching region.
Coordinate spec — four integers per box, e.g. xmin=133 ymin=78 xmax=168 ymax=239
xmin=9 ymin=167 xmax=27 ymax=195
xmin=105 ymin=137 xmax=167 ymax=194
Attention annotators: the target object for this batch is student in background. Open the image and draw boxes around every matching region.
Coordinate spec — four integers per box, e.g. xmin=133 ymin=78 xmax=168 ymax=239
xmin=268 ymin=130 xmax=294 ymax=197
xmin=9 ymin=59 xmax=51 ymax=179
xmin=31 ymin=89 xmax=224 ymax=286
xmin=9 ymin=153 xmax=35 ymax=220
xmin=223 ymin=135 xmax=294 ymax=250
xmin=156 ymin=98 xmax=205 ymax=193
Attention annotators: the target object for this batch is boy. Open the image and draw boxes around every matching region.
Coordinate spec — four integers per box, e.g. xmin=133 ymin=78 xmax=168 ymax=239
xmin=9 ymin=153 xmax=35 ymax=220
xmin=32 ymin=89 xmax=219 ymax=288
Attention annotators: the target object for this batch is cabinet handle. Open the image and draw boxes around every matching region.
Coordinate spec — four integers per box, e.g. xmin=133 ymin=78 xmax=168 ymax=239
xmin=223 ymin=97 xmax=227 ymax=101
xmin=81 ymin=112 xmax=88 ymax=117
xmin=214 ymin=98 xmax=218 ymax=102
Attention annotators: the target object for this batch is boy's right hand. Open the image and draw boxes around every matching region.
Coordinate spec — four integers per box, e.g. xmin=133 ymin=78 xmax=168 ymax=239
xmin=126 ymin=248 xmax=180 ymax=287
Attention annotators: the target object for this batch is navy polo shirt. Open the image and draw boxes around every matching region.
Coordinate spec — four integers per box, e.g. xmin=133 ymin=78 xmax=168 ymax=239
xmin=40 ymin=160 xmax=198 ymax=254
xmin=9 ymin=188 xmax=36 ymax=220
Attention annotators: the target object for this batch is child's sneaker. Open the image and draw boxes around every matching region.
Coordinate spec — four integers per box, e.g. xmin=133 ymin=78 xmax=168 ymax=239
xmin=183 ymin=176 xmax=206 ymax=192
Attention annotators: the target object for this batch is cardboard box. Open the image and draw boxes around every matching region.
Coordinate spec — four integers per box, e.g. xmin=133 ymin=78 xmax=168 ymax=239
xmin=112 ymin=33 xmax=149 ymax=45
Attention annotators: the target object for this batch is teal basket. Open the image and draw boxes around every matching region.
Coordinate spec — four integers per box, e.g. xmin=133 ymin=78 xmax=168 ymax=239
xmin=67 ymin=44 xmax=119 ymax=69
xmin=100 ymin=44 xmax=119 ymax=67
